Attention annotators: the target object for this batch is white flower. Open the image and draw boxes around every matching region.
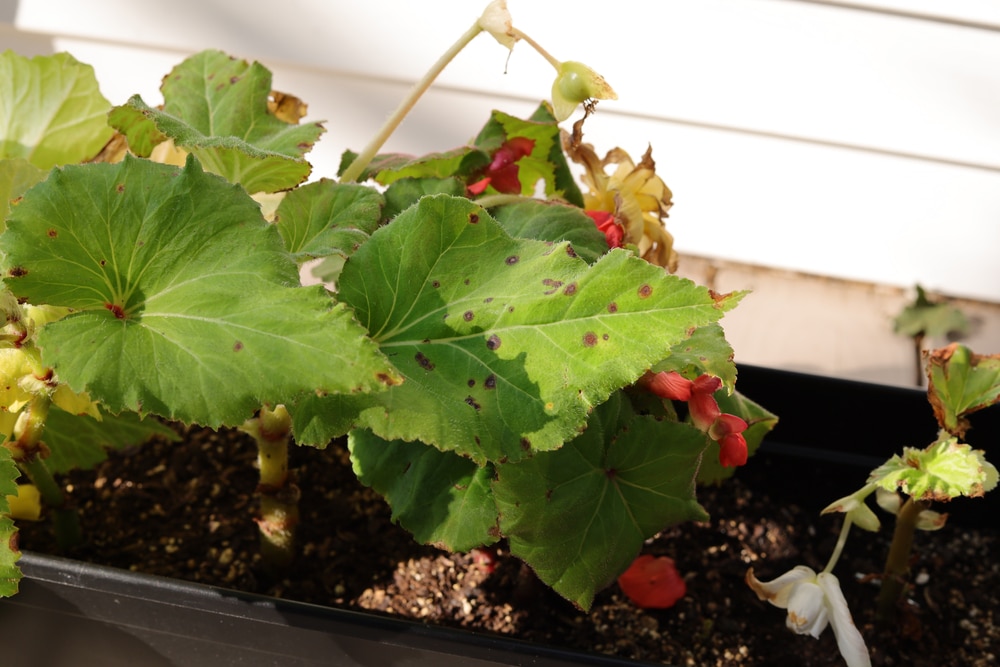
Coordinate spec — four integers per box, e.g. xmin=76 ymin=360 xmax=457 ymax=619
xmin=478 ymin=0 xmax=517 ymax=49
xmin=746 ymin=566 xmax=871 ymax=667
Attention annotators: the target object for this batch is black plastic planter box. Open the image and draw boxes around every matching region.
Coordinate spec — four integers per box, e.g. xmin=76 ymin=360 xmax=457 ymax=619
xmin=1 ymin=365 xmax=995 ymax=666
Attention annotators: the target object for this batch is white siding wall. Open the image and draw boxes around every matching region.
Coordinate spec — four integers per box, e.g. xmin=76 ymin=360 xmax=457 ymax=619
xmin=3 ymin=0 xmax=1000 ymax=383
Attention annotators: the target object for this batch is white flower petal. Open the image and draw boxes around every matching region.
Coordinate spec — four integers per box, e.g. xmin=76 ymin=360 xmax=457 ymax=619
xmin=786 ymin=581 xmax=829 ymax=638
xmin=746 ymin=565 xmax=816 ymax=608
xmin=817 ymin=572 xmax=872 ymax=667
xmin=478 ymin=0 xmax=517 ymax=49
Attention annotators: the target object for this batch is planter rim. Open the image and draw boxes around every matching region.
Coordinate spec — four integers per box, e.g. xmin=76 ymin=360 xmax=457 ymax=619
xmin=8 ymin=550 xmax=666 ymax=667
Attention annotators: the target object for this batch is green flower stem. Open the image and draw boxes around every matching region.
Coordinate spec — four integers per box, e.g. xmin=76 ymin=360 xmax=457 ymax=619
xmin=339 ymin=21 xmax=485 ymax=183
xmin=821 ymin=515 xmax=853 ymax=575
xmin=876 ymin=496 xmax=930 ymax=626
xmin=510 ymin=27 xmax=561 ymax=70
xmin=242 ymin=405 xmax=299 ymax=572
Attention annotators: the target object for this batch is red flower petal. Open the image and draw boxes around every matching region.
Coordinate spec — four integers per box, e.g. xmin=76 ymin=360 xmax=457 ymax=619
xmin=708 ymin=413 xmax=748 ymax=440
xmin=689 ymin=392 xmax=721 ymax=431
xmin=618 ymin=554 xmax=687 ymax=609
xmin=691 ymin=374 xmax=722 ymax=395
xmin=585 ymin=210 xmax=624 ymax=248
xmin=718 ymin=432 xmax=748 ymax=467
xmin=640 ymin=370 xmax=693 ymax=401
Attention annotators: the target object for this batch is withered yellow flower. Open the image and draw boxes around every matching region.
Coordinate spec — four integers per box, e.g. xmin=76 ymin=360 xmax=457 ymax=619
xmin=564 ymin=126 xmax=678 ymax=271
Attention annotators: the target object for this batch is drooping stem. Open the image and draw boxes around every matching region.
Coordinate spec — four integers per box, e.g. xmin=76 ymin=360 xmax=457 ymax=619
xmin=241 ymin=404 xmax=299 ymax=573
xmin=875 ymin=496 xmax=929 ymax=626
xmin=821 ymin=515 xmax=854 ymax=575
xmin=510 ymin=27 xmax=561 ymax=70
xmin=339 ymin=21 xmax=485 ymax=183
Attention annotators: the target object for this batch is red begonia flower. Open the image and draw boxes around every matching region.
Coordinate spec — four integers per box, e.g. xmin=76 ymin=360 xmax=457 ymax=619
xmin=469 ymin=136 xmax=536 ymax=195
xmin=638 ymin=371 xmax=750 ymax=468
xmin=618 ymin=554 xmax=687 ymax=609
xmin=585 ymin=210 xmax=624 ymax=248
xmin=718 ymin=432 xmax=749 ymax=467
xmin=640 ymin=370 xmax=692 ymax=401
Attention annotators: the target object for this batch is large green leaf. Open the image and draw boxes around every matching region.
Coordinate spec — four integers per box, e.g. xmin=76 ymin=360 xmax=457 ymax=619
xmin=108 ymin=50 xmax=324 ymax=193
xmin=493 ymin=394 xmax=709 ymax=610
xmin=43 ymin=409 xmax=180 ymax=475
xmin=0 ymin=445 xmax=20 ymax=597
xmin=349 ymin=429 xmax=499 ymax=551
xmin=272 ymin=179 xmax=383 ymax=262
xmin=0 ymin=155 xmax=398 ymax=427
xmin=294 ymin=195 xmax=742 ymax=462
xmin=0 ymin=158 xmax=46 ymax=229
xmin=489 ymin=199 xmax=609 ymax=265
xmin=0 ymin=51 xmax=114 ymax=170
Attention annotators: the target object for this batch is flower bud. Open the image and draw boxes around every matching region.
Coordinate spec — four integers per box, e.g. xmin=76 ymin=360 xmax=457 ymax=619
xmin=551 ymin=61 xmax=617 ymax=121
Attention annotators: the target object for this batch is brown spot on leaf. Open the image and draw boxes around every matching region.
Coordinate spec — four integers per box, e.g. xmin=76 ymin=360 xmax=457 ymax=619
xmin=47 ymin=229 xmax=57 ymax=238
xmin=432 ymin=280 xmax=441 ymax=288
xmin=484 ymin=297 xmax=494 ymax=303
xmin=464 ymin=396 xmax=482 ymax=411
xmin=566 ymin=245 xmax=577 ymax=258
xmin=484 ymin=374 xmax=497 ymax=389
xmin=99 ymin=259 xmax=107 ymax=266
xmin=605 ymin=468 xmax=618 ymax=480
xmin=638 ymin=284 xmax=653 ymax=299
xmin=415 ymin=352 xmax=435 ymax=371
xmin=603 ymin=334 xmax=610 ymax=341
xmin=582 ymin=332 xmax=598 ymax=347
xmin=505 ymin=255 xmax=519 ymax=265
xmin=233 ymin=341 xmax=244 ymax=352
xmin=468 ymin=378 xmax=476 ymax=387
xmin=486 ymin=334 xmax=501 ymax=350
xmin=563 ymin=283 xmax=578 ymax=296
xmin=469 ymin=213 xmax=479 ymax=224
xmin=463 ymin=310 xmax=474 ymax=321
xmin=375 ymin=372 xmax=398 ymax=385
xmin=520 ymin=438 xmax=531 ymax=450
xmin=116 ymin=183 xmax=125 ymax=193
xmin=7 ymin=266 xmax=27 ymax=278
xmin=607 ymin=302 xmax=618 ymax=313
xmin=542 ymin=279 xmax=563 ymax=295
xmin=230 ymin=76 xmax=240 ymax=84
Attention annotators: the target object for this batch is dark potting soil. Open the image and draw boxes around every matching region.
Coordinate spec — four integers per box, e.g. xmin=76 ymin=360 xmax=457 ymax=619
xmin=16 ymin=425 xmax=999 ymax=666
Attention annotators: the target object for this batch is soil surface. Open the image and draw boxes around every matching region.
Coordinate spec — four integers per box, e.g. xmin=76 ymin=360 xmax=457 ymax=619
xmin=17 ymin=425 xmax=999 ymax=666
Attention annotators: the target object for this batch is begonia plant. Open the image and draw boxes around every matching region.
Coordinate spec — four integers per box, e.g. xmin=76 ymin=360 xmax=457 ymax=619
xmin=0 ymin=1 xmax=776 ymax=609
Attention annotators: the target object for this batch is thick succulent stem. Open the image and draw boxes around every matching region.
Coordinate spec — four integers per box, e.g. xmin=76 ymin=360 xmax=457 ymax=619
xmin=876 ymin=496 xmax=929 ymax=626
xmin=241 ymin=405 xmax=299 ymax=572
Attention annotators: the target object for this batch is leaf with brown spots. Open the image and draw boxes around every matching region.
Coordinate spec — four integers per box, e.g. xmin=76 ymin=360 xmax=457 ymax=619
xmin=0 ymin=446 xmax=21 ymax=597
xmin=295 ymin=194 xmax=743 ymax=464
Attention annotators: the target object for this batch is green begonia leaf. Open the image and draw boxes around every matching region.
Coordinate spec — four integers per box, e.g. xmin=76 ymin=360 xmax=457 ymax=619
xmin=368 ymin=147 xmax=490 ymax=187
xmin=0 ymin=155 xmax=399 ymax=427
xmin=42 ymin=409 xmax=180 ymax=475
xmin=494 ymin=394 xmax=709 ymax=610
xmin=489 ymin=199 xmax=608 ymax=265
xmin=653 ymin=323 xmax=738 ymax=389
xmin=382 ymin=177 xmax=467 ymax=223
xmin=0 ymin=51 xmax=114 ymax=170
xmin=926 ymin=344 xmax=1000 ymax=437
xmin=272 ymin=179 xmax=383 ymax=262
xmin=294 ymin=195 xmax=742 ymax=463
xmin=893 ymin=285 xmax=968 ymax=339
xmin=109 ymin=50 xmax=324 ymax=193
xmin=0 ymin=158 xmax=47 ymax=229
xmin=349 ymin=429 xmax=499 ymax=551
xmin=869 ymin=437 xmax=998 ymax=501
xmin=0 ymin=445 xmax=20 ymax=597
